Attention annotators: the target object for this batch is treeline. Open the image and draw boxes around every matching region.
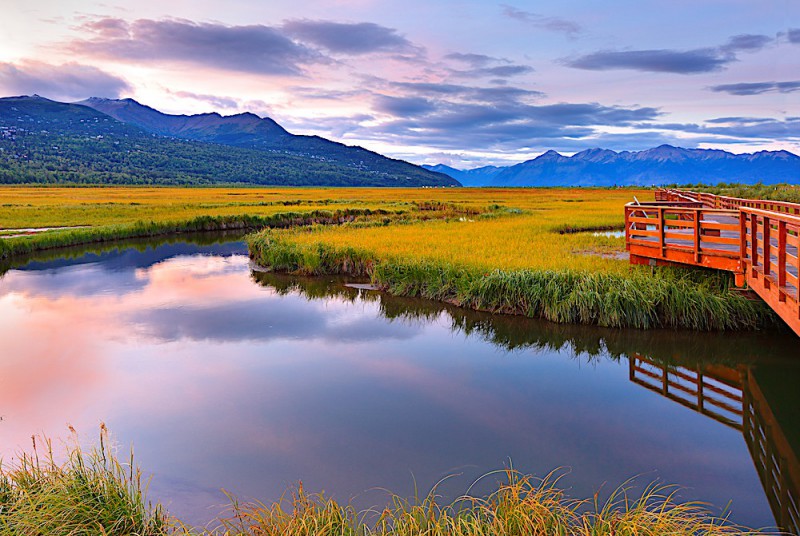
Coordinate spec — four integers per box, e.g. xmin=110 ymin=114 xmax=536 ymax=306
xmin=667 ymin=182 xmax=800 ymax=204
xmin=0 ymin=130 xmax=441 ymax=186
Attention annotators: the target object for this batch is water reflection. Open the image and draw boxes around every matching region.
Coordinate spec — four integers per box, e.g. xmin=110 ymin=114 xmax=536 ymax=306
xmin=255 ymin=273 xmax=800 ymax=534
xmin=0 ymin=237 xmax=797 ymax=532
xmin=629 ymin=356 xmax=800 ymax=534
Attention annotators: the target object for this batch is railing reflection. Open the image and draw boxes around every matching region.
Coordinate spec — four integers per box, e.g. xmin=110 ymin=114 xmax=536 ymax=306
xmin=629 ymin=355 xmax=799 ymax=535
xmin=629 ymin=354 xmax=743 ymax=430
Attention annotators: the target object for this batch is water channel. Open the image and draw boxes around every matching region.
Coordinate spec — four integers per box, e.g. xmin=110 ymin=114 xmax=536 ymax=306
xmin=0 ymin=234 xmax=797 ymax=531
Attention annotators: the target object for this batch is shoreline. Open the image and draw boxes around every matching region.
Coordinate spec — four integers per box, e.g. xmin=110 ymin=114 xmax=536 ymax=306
xmin=247 ymin=231 xmax=776 ymax=332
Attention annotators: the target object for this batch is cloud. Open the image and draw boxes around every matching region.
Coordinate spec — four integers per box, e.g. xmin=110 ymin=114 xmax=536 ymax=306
xmin=69 ymin=17 xmax=326 ymax=76
xmin=706 ymin=116 xmax=780 ymax=124
xmin=448 ymin=64 xmax=535 ymax=80
xmin=719 ymin=34 xmax=772 ymax=53
xmin=470 ymin=64 xmax=534 ymax=77
xmin=566 ymin=33 xmax=772 ymax=74
xmin=709 ymin=81 xmax=800 ymax=96
xmin=442 ymin=51 xmax=534 ymax=80
xmin=443 ymin=52 xmax=496 ymax=67
xmin=167 ymin=90 xmax=239 ymax=109
xmin=501 ymin=5 xmax=582 ymax=37
xmin=0 ymin=60 xmax=130 ymax=101
xmin=788 ymin=28 xmax=800 ymax=43
xmin=636 ymin=117 xmax=800 ymax=140
xmin=566 ymin=48 xmax=729 ymax=74
xmin=391 ymin=81 xmax=543 ymax=100
xmin=282 ymin=20 xmax=414 ymax=55
xmin=356 ymin=97 xmax=661 ymax=151
xmin=373 ymin=95 xmax=436 ymax=116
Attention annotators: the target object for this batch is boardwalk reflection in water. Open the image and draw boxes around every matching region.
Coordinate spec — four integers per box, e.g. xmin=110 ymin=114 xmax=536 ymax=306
xmin=630 ymin=354 xmax=799 ymax=535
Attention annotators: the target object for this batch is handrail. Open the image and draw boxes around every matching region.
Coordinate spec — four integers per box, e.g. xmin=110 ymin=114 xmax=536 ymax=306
xmin=627 ymin=190 xmax=800 ymax=336
xmin=660 ymin=189 xmax=800 ymax=215
xmin=740 ymin=206 xmax=800 ymax=226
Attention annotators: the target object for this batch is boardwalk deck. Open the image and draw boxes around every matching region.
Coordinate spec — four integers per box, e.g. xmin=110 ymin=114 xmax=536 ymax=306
xmin=625 ymin=189 xmax=800 ymax=337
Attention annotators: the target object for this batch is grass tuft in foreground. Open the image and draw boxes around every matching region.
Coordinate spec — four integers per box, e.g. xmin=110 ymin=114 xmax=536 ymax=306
xmin=182 ymin=471 xmax=755 ymax=535
xmin=1 ymin=434 xmax=762 ymax=535
xmin=0 ymin=426 xmax=167 ymax=535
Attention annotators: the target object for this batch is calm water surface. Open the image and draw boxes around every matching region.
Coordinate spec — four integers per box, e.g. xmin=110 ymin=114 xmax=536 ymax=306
xmin=0 ymin=236 xmax=798 ymax=531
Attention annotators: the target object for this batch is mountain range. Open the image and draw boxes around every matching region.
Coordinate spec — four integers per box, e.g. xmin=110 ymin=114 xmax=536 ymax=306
xmin=2 ymin=94 xmax=798 ymax=188
xmin=425 ymin=146 xmax=800 ymax=186
xmin=0 ymin=95 xmax=458 ymax=187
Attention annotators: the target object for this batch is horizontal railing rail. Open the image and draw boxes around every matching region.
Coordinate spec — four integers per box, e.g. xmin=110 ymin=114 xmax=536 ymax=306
xmin=659 ymin=189 xmax=800 ymax=215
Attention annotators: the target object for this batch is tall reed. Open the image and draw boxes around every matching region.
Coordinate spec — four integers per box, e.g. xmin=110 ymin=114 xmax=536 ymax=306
xmin=0 ymin=426 xmax=167 ymax=535
xmin=248 ymin=232 xmax=773 ymax=331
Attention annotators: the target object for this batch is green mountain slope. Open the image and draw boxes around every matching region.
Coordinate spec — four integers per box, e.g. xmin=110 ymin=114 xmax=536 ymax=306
xmin=79 ymin=97 xmax=457 ymax=185
xmin=0 ymin=95 xmax=459 ymax=187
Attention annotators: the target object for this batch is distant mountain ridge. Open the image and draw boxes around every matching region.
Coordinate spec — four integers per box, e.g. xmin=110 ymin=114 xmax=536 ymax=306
xmin=80 ymin=97 xmax=290 ymax=141
xmin=0 ymin=95 xmax=458 ymax=187
xmin=79 ymin=97 xmax=442 ymax=181
xmin=425 ymin=146 xmax=800 ymax=186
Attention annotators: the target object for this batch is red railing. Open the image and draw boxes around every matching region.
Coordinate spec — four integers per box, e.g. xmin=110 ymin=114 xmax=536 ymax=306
xmin=658 ymin=188 xmax=800 ymax=216
xmin=628 ymin=354 xmax=799 ymax=534
xmin=627 ymin=189 xmax=800 ymax=336
xmin=741 ymin=208 xmax=800 ymax=320
xmin=625 ymin=204 xmax=743 ymax=274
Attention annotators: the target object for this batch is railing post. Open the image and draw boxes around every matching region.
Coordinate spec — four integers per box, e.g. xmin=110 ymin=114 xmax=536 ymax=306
xmin=697 ymin=370 xmax=704 ymax=411
xmin=764 ymin=216 xmax=771 ymax=277
xmin=740 ymin=211 xmax=747 ymax=262
xmin=625 ymin=206 xmax=630 ymax=251
xmin=694 ymin=210 xmax=701 ymax=262
xmin=751 ymin=212 xmax=759 ymax=272
xmin=778 ymin=220 xmax=787 ymax=298
xmin=658 ymin=207 xmax=665 ymax=254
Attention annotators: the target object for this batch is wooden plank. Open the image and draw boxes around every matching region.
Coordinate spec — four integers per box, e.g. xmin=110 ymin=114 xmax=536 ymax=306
xmin=701 ymin=221 xmax=741 ymax=232
xmin=700 ymin=235 xmax=741 ymax=246
xmin=629 ymin=229 xmax=659 ymax=237
xmin=663 ymin=219 xmax=695 ymax=228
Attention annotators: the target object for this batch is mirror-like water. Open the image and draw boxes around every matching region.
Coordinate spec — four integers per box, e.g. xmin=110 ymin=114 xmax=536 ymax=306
xmin=0 ymin=236 xmax=797 ymax=531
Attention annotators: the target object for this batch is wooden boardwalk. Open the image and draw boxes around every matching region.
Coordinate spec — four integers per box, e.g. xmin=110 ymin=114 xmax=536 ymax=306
xmin=625 ymin=189 xmax=800 ymax=336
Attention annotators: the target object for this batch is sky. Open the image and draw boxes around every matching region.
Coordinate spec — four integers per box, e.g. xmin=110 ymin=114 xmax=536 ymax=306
xmin=1 ymin=0 xmax=799 ymax=167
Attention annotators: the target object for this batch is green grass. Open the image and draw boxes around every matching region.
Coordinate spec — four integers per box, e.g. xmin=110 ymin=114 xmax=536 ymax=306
xmin=0 ymin=427 xmax=167 ymax=535
xmin=677 ymin=183 xmax=800 ymax=204
xmin=248 ymin=232 xmax=774 ymax=331
xmin=1 ymin=435 xmax=758 ymax=535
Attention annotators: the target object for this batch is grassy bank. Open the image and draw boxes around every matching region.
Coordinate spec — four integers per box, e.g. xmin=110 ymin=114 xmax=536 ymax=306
xmin=248 ymin=232 xmax=772 ymax=331
xmin=0 ymin=434 xmax=756 ymax=535
xmin=0 ymin=208 xmax=389 ymax=261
